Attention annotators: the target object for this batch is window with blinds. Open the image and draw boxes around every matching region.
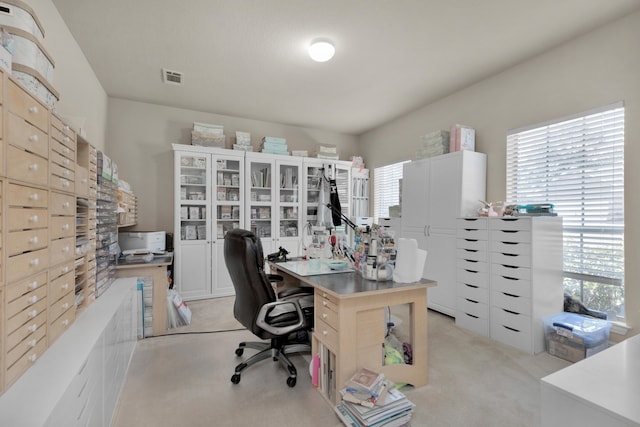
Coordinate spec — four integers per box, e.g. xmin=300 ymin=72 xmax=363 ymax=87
xmin=506 ymin=102 xmax=625 ymax=319
xmin=373 ymin=160 xmax=409 ymax=223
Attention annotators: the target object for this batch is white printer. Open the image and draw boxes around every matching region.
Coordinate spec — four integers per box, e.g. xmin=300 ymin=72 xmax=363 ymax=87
xmin=119 ymin=231 xmax=166 ymax=254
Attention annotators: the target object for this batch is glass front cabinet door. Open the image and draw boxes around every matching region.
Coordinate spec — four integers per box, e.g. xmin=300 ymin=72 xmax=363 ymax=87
xmin=276 ymin=158 xmax=302 ymax=256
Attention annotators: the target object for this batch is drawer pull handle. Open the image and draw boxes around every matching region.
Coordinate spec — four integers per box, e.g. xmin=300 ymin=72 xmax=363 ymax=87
xmin=29 ymin=281 xmax=38 ymax=290
xmin=63 ymin=246 xmax=70 ymax=253
xmin=62 ymin=283 xmax=69 ymax=290
xmin=28 ymin=354 xmax=38 ymax=363
xmin=501 ymin=275 xmax=518 ymax=281
xmin=502 ymin=308 xmax=520 ymax=315
xmin=501 ymin=241 xmax=518 ymax=245
xmin=28 ymin=106 xmax=39 ymax=114
xmin=64 ymin=158 xmax=70 ymax=165
xmin=29 ymin=339 xmax=37 ymax=348
xmin=29 ymin=193 xmax=39 ymax=201
xmin=503 ymin=325 xmax=520 ymax=333
xmin=465 ymin=298 xmax=479 ymax=304
xmin=29 ymin=215 xmax=39 ymax=223
xmin=28 ymin=295 xmax=38 ymax=303
xmin=63 ymin=302 xmax=70 ymax=310
xmin=464 ymin=259 xmax=478 ymax=263
xmin=63 ymin=266 xmax=70 ymax=273
xmin=62 ymin=223 xmax=70 ymax=230
xmin=28 ymin=309 xmax=38 ymax=318
xmin=63 ymin=147 xmax=70 ymax=154
xmin=29 ymin=258 xmax=40 ymax=267
xmin=29 ymin=236 xmax=39 ymax=244
xmin=322 ymin=313 xmax=328 ymax=319
xmin=64 ymin=136 xmax=70 ymax=143
xmin=465 ymin=312 xmax=479 ymax=319
xmin=28 ymin=163 xmax=39 ymax=171
xmin=29 ymin=134 xmax=39 ymax=142
xmin=63 ymin=169 xmax=70 ymax=176
xmin=322 ymin=301 xmax=328 ymax=306
xmin=503 ymin=292 xmax=519 ymax=298
xmin=63 ymin=201 xmax=70 ymax=208
xmin=64 ymin=125 xmax=70 ymax=131
xmin=28 ymin=324 xmax=37 ymax=332
xmin=63 ymin=319 xmax=70 ymax=326
xmin=464 ymin=283 xmax=479 ymax=289
xmin=322 ymin=330 xmax=328 ymax=336
xmin=464 ymin=269 xmax=478 ymax=274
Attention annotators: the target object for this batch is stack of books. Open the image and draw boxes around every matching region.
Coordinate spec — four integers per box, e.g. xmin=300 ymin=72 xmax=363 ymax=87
xmin=260 ymin=136 xmax=289 ymax=155
xmin=233 ymin=131 xmax=253 ymax=151
xmin=316 ymin=143 xmax=339 ymax=159
xmin=334 ymin=368 xmax=415 ymax=427
xmin=416 ymin=130 xmax=449 ymax=159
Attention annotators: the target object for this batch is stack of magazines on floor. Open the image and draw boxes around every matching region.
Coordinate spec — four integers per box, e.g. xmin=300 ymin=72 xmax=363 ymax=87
xmin=334 ymin=367 xmax=414 ymax=427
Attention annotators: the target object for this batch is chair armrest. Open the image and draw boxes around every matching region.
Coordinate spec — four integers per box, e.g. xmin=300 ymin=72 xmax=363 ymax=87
xmin=256 ymin=300 xmax=305 ymax=336
xmin=267 ymin=274 xmax=284 ymax=283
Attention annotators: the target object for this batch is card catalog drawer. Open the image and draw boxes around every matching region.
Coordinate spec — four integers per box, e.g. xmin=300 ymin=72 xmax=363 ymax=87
xmin=49 ymin=191 xmax=75 ymax=215
xmin=50 ymin=237 xmax=74 ymax=265
xmin=6 ymin=271 xmax=48 ymax=303
xmin=489 ymin=217 xmax=531 ymax=232
xmin=491 ymin=274 xmax=532 ymax=298
xmin=49 ymin=216 xmax=75 ymax=240
xmin=492 ymin=251 xmax=531 ymax=268
xmin=7 ymin=182 xmax=48 ymax=208
xmin=50 ymin=270 xmax=74 ymax=303
xmin=7 ymin=228 xmax=48 ymax=256
xmin=6 ymin=284 xmax=47 ymax=319
xmin=492 ymin=291 xmax=531 ymax=316
xmin=8 ymin=80 xmax=48 ymax=132
xmin=6 ymin=301 xmax=46 ymax=341
xmin=7 ymin=112 xmax=48 ymax=158
xmin=7 ymin=206 xmax=48 ymax=231
xmin=5 ymin=336 xmax=47 ymax=388
xmin=7 ymin=247 xmax=49 ymax=282
xmin=7 ymin=145 xmax=48 ymax=185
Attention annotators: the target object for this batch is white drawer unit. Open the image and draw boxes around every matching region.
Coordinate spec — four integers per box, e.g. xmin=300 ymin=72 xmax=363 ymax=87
xmin=488 ymin=217 xmax=563 ymax=354
xmin=455 ymin=218 xmax=489 ymax=336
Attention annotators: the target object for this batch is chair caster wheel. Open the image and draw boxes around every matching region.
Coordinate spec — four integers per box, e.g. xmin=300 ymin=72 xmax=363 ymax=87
xmin=231 ymin=373 xmax=241 ymax=384
xmin=287 ymin=377 xmax=296 ymax=387
xmin=235 ymin=348 xmax=244 ymax=357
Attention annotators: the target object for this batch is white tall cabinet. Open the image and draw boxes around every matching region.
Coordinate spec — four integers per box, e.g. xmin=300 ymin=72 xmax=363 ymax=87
xmin=173 ymin=144 xmax=244 ymax=300
xmin=401 ymin=151 xmax=487 ymax=316
xmin=302 ymin=158 xmax=351 ymax=234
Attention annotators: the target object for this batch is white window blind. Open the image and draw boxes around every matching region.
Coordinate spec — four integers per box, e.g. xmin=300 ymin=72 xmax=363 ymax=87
xmin=373 ymin=160 xmax=409 ymax=223
xmin=506 ymin=103 xmax=625 ymax=317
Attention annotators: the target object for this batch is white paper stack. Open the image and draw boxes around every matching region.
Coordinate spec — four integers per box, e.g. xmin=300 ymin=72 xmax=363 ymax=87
xmin=392 ymin=238 xmax=427 ymax=283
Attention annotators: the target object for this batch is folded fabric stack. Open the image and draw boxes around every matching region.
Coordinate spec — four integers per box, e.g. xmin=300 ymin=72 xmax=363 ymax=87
xmin=260 ymin=136 xmax=289 ymax=155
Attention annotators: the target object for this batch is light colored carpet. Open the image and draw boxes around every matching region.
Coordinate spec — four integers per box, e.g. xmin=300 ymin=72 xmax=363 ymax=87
xmin=112 ymin=297 xmax=570 ymax=427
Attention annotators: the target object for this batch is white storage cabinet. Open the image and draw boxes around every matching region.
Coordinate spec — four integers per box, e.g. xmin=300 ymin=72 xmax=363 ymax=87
xmin=401 ymin=151 xmax=487 ymax=316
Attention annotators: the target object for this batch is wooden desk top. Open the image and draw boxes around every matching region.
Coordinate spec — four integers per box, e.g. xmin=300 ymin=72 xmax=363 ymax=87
xmin=270 ymin=260 xmax=436 ymax=300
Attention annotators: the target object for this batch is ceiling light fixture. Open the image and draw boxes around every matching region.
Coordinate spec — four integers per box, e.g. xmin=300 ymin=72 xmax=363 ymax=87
xmin=308 ymin=39 xmax=335 ymax=62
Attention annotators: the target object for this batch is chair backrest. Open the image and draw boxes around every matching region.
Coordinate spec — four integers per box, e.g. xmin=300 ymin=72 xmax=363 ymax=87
xmin=224 ymin=229 xmax=278 ymax=337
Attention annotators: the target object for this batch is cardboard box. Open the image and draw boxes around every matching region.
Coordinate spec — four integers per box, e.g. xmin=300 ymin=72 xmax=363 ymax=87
xmin=544 ymin=312 xmax=610 ymax=363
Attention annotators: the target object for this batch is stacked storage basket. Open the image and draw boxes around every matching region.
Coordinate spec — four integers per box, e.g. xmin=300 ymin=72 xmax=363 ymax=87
xmin=0 ymin=0 xmax=59 ymax=107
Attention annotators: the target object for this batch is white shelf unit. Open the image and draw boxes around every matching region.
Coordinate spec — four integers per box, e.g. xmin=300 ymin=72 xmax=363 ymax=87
xmin=351 ymin=167 xmax=369 ymax=218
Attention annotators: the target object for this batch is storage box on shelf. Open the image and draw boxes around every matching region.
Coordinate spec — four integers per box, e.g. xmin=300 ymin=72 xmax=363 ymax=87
xmin=544 ymin=312 xmax=611 ymax=362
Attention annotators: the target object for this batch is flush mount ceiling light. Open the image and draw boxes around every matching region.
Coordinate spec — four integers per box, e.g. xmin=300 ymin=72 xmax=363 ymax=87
xmin=308 ymin=39 xmax=335 ymax=62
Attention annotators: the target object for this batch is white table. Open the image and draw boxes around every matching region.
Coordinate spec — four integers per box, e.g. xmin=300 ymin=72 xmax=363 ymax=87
xmin=541 ymin=334 xmax=640 ymax=426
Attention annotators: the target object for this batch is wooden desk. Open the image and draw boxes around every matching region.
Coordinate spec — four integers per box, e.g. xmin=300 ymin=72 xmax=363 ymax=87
xmin=116 ymin=253 xmax=173 ymax=336
xmin=269 ymin=260 xmax=436 ymax=404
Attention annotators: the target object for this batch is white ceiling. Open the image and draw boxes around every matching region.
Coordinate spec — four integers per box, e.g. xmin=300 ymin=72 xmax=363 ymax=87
xmin=51 ymin=0 xmax=640 ymax=135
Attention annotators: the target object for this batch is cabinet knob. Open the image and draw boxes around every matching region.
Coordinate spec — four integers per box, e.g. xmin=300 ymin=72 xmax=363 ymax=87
xmin=29 ymin=258 xmax=40 ymax=267
xmin=63 ymin=180 xmax=70 ymax=187
xmin=28 ymin=106 xmax=39 ymax=114
xmin=63 ymin=246 xmax=70 ymax=253
xmin=322 ymin=313 xmax=328 ymax=319
xmin=29 ymin=281 xmax=38 ymax=290
xmin=62 ymin=223 xmax=70 ymax=230
xmin=322 ymin=301 xmax=328 ymax=306
xmin=29 ymin=215 xmax=39 ymax=223
xmin=29 ymin=339 xmax=37 ymax=348
xmin=29 ymin=193 xmax=39 ymax=201
xmin=28 ymin=163 xmax=39 ymax=171
xmin=29 ymin=236 xmax=39 ymax=244
xmin=63 ymin=302 xmax=70 ymax=310
xmin=28 ymin=354 xmax=37 ymax=363
xmin=62 ymin=319 xmax=70 ymax=326
xmin=62 ymin=283 xmax=69 ymax=290
xmin=29 ymin=134 xmax=39 ymax=143
xmin=322 ymin=330 xmax=328 ymax=336
xmin=28 ymin=309 xmax=38 ymax=318
xmin=28 ymin=295 xmax=38 ymax=304
xmin=28 ymin=324 xmax=37 ymax=332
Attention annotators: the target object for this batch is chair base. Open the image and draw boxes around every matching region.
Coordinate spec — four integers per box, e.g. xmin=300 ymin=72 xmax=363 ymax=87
xmin=231 ymin=338 xmax=311 ymax=388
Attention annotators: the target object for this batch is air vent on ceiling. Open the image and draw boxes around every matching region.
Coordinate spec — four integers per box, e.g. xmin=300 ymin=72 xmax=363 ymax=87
xmin=162 ymin=68 xmax=183 ymax=85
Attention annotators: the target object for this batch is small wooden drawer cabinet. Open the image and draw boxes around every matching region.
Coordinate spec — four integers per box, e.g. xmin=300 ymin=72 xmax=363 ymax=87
xmin=314 ymin=289 xmax=339 ymax=352
xmin=49 ymin=114 xmax=76 ymax=193
xmin=455 ymin=218 xmax=490 ymax=336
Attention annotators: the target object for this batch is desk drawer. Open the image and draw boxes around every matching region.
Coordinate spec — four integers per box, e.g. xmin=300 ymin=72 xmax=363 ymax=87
xmin=50 ymin=149 xmax=75 ymax=171
xmin=316 ymin=289 xmax=338 ymax=312
xmin=314 ymin=318 xmax=338 ymax=352
xmin=456 ymin=310 xmax=489 ymax=337
xmin=316 ymin=303 xmax=338 ymax=330
xmin=50 ymin=137 xmax=74 ymax=159
xmin=457 ymin=268 xmax=488 ymax=289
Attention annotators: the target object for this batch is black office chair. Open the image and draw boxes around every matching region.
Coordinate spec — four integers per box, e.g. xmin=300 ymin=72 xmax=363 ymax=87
xmin=224 ymin=229 xmax=314 ymax=387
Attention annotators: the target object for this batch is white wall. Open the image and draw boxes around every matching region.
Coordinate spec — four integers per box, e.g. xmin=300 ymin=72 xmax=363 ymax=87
xmin=29 ymin=0 xmax=108 ymax=150
xmin=358 ymin=11 xmax=640 ymax=333
xmin=106 ymin=98 xmax=358 ymax=234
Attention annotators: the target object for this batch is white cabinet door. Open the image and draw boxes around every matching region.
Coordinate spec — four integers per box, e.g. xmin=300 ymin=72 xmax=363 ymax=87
xmin=246 ymin=153 xmax=276 ymax=255
xmin=428 ymin=154 xmax=462 ymax=230
xmin=425 ymin=229 xmax=457 ymax=316
xmin=212 ymin=240 xmax=234 ymax=297
xmin=401 ymin=159 xmax=430 ymax=231
xmin=176 ymin=241 xmax=212 ymax=299
xmin=275 ymin=157 xmax=303 ymax=256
